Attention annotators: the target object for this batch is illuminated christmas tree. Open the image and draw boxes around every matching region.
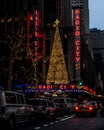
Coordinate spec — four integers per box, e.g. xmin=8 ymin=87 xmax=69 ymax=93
xmin=46 ymin=19 xmax=69 ymax=84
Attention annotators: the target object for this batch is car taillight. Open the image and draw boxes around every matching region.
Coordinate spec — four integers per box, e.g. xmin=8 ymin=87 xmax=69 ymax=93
xmin=1 ymin=106 xmax=5 ymax=114
xmin=47 ymin=107 xmax=53 ymax=111
xmin=75 ymin=106 xmax=79 ymax=110
xmin=89 ymin=106 xmax=93 ymax=110
xmin=53 ymin=107 xmax=56 ymax=111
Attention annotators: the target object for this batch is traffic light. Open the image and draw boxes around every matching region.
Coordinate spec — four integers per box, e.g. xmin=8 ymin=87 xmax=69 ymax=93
xmin=78 ymin=81 xmax=83 ymax=86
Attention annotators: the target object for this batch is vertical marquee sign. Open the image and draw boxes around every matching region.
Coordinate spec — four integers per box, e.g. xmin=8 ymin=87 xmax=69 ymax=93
xmin=33 ymin=9 xmax=40 ymax=83
xmin=27 ymin=8 xmax=40 ymax=84
xmin=74 ymin=8 xmax=81 ymax=80
xmin=33 ymin=9 xmax=40 ymax=62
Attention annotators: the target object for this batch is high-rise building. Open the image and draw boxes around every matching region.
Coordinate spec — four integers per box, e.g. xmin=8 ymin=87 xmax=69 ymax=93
xmin=90 ymin=28 xmax=104 ymax=87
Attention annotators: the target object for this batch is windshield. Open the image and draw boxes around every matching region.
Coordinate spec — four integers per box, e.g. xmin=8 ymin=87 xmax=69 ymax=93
xmin=53 ymin=98 xmax=65 ymax=104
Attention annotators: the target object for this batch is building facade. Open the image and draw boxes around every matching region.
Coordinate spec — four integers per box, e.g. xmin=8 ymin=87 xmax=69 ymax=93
xmin=90 ymin=28 xmax=104 ymax=88
xmin=0 ymin=0 xmax=97 ymax=90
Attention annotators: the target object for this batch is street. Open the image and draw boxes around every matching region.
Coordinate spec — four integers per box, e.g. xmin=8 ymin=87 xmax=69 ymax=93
xmin=13 ymin=113 xmax=104 ymax=130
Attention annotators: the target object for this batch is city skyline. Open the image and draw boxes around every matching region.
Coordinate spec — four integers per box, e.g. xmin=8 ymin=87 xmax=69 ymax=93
xmin=89 ymin=0 xmax=104 ymax=30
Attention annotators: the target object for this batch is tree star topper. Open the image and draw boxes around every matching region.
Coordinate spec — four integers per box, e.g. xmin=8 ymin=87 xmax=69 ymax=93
xmin=55 ymin=19 xmax=60 ymax=26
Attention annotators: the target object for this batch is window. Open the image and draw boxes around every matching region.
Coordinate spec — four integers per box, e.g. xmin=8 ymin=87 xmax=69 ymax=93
xmin=5 ymin=92 xmax=17 ymax=104
xmin=16 ymin=94 xmax=21 ymax=104
xmin=54 ymin=98 xmax=65 ymax=103
xmin=29 ymin=99 xmax=39 ymax=106
xmin=24 ymin=95 xmax=28 ymax=104
xmin=20 ymin=94 xmax=25 ymax=104
xmin=47 ymin=100 xmax=53 ymax=106
xmin=39 ymin=100 xmax=47 ymax=106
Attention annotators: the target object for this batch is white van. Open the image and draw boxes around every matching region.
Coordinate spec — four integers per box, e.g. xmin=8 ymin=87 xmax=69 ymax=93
xmin=0 ymin=90 xmax=34 ymax=129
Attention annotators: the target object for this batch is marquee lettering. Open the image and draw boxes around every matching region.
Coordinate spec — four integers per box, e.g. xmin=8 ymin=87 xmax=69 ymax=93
xmin=74 ymin=8 xmax=81 ymax=69
xmin=75 ymin=31 xmax=80 ymax=36
xmin=76 ymin=57 xmax=80 ymax=62
xmin=75 ymin=26 xmax=79 ymax=31
xmin=75 ymin=9 xmax=80 ymax=14
xmin=76 ymin=51 xmax=80 ymax=56
xmin=59 ymin=84 xmax=67 ymax=89
xmin=76 ymin=46 xmax=79 ymax=51
xmin=75 ymin=15 xmax=80 ymax=20
xmin=75 ymin=20 xmax=80 ymax=25
xmin=25 ymin=84 xmax=96 ymax=95
xmin=75 ymin=40 xmax=80 ymax=45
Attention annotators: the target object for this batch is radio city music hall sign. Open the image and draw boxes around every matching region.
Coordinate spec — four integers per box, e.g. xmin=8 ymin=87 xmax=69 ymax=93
xmin=25 ymin=84 xmax=96 ymax=95
xmin=74 ymin=8 xmax=81 ymax=70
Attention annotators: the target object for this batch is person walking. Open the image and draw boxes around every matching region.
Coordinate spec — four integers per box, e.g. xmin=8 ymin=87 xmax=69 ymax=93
xmin=99 ymin=100 xmax=104 ymax=117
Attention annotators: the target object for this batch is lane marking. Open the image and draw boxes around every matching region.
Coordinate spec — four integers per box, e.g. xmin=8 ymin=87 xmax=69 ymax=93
xmin=60 ymin=115 xmax=76 ymax=121
xmin=34 ymin=127 xmax=41 ymax=129
xmin=50 ymin=122 xmax=54 ymax=124
xmin=34 ymin=114 xmax=75 ymax=129
xmin=55 ymin=120 xmax=59 ymax=123
xmin=43 ymin=124 xmax=48 ymax=127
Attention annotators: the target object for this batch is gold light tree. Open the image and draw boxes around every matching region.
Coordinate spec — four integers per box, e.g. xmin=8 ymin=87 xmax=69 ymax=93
xmin=46 ymin=19 xmax=69 ymax=84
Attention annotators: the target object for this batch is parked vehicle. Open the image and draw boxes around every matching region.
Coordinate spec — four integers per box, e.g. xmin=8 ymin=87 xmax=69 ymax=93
xmin=28 ymin=98 xmax=56 ymax=120
xmin=74 ymin=100 xmax=98 ymax=116
xmin=0 ymin=90 xmax=34 ymax=129
xmin=69 ymin=98 xmax=79 ymax=112
xmin=52 ymin=97 xmax=73 ymax=114
xmin=52 ymin=102 xmax=64 ymax=116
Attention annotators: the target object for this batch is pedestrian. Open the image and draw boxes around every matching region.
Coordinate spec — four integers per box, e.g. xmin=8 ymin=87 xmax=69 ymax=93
xmin=99 ymin=101 xmax=104 ymax=117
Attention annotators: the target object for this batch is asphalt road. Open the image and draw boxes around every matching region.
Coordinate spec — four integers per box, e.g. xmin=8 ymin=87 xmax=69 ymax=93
xmin=14 ymin=113 xmax=104 ymax=130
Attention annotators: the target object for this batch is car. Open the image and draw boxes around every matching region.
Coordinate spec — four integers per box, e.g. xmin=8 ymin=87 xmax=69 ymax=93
xmin=74 ymin=100 xmax=98 ymax=116
xmin=52 ymin=102 xmax=65 ymax=116
xmin=70 ymin=98 xmax=79 ymax=112
xmin=28 ymin=98 xmax=56 ymax=120
xmin=0 ymin=90 xmax=34 ymax=129
xmin=52 ymin=97 xmax=73 ymax=114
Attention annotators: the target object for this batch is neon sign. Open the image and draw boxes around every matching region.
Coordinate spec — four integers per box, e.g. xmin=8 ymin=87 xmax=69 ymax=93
xmin=24 ymin=84 xmax=96 ymax=95
xmin=75 ymin=9 xmax=80 ymax=65
xmin=74 ymin=8 xmax=81 ymax=80
xmin=34 ymin=9 xmax=40 ymax=62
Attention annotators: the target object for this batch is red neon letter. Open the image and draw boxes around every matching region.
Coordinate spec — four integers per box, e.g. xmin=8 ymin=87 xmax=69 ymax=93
xmin=75 ymin=31 xmax=80 ymax=36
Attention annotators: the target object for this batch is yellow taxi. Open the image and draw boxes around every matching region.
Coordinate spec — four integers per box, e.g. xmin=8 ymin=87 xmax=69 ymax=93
xmin=74 ymin=100 xmax=98 ymax=116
